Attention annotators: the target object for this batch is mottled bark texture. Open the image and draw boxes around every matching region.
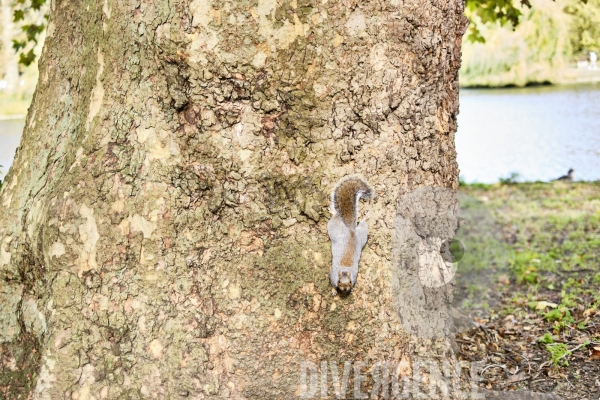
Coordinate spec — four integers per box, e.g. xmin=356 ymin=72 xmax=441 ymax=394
xmin=0 ymin=0 xmax=467 ymax=398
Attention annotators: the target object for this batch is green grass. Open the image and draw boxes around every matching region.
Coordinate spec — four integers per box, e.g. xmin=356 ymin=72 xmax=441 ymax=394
xmin=538 ymin=332 xmax=555 ymax=344
xmin=544 ymin=306 xmax=575 ymax=324
xmin=546 ymin=343 xmax=571 ymax=366
xmin=463 ymin=180 xmax=600 ymax=370
xmin=460 ymin=181 xmax=600 ymax=330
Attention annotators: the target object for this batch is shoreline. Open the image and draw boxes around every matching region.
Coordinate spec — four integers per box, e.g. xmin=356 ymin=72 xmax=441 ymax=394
xmin=461 ymin=180 xmax=600 ymax=188
xmin=460 ymin=68 xmax=600 ymax=89
xmin=0 ymin=114 xmax=26 ymax=120
xmin=558 ymin=67 xmax=600 ymax=85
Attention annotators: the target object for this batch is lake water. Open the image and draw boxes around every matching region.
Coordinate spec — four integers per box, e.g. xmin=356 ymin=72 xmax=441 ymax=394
xmin=0 ymin=118 xmax=24 ymax=179
xmin=1 ymin=83 xmax=600 ymax=183
xmin=457 ymin=83 xmax=600 ymax=183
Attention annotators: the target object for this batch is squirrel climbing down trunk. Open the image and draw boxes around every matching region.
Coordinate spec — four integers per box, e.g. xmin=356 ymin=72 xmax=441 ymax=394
xmin=328 ymin=175 xmax=375 ymax=294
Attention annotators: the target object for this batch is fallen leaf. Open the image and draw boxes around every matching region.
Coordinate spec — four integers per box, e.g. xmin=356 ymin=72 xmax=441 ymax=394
xmin=591 ymin=347 xmax=600 ymax=361
xmin=507 ymin=372 xmax=528 ymax=384
xmin=576 ymin=336 xmax=590 ymax=344
xmin=583 ymin=308 xmax=596 ymax=318
xmin=539 ymin=301 xmax=558 ymax=310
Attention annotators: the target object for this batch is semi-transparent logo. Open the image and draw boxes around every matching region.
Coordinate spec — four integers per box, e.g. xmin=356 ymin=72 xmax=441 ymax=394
xmin=392 ymin=187 xmax=508 ymax=339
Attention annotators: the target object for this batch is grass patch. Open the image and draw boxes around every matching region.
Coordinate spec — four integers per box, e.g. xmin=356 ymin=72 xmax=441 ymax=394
xmin=460 ymin=181 xmax=600 ymax=326
xmin=456 ymin=183 xmax=599 ymax=396
xmin=546 ymin=343 xmax=571 ymax=366
xmin=538 ymin=332 xmax=555 ymax=344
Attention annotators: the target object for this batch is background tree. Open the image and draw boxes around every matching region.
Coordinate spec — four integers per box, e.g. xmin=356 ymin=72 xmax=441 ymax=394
xmin=465 ymin=0 xmax=532 ymax=42
xmin=7 ymin=0 xmax=47 ymax=66
xmin=461 ymin=0 xmax=572 ymax=87
xmin=1 ymin=0 xmax=20 ymax=92
xmin=565 ymin=0 xmax=600 ymax=56
xmin=0 ymin=0 xmax=470 ymax=398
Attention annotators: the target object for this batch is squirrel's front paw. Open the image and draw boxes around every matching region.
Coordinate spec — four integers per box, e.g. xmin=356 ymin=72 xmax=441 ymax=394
xmin=331 ymin=287 xmax=338 ymax=297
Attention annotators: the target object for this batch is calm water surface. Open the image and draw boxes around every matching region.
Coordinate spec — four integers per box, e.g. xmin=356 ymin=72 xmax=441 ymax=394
xmin=1 ymin=83 xmax=600 ymax=183
xmin=0 ymin=118 xmax=24 ymax=178
xmin=457 ymin=83 xmax=600 ymax=183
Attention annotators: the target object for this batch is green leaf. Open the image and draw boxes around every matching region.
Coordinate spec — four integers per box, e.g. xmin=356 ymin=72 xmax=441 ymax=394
xmin=31 ymin=0 xmax=47 ymax=10
xmin=10 ymin=0 xmax=49 ymax=66
xmin=22 ymin=24 xmax=45 ymax=43
xmin=19 ymin=49 xmax=37 ymax=67
xmin=464 ymin=0 xmax=531 ymax=43
xmin=12 ymin=39 xmax=27 ymax=52
xmin=13 ymin=9 xmax=25 ymax=22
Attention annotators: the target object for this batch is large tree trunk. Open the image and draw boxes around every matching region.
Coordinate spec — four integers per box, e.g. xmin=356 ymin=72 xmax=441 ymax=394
xmin=0 ymin=0 xmax=467 ymax=398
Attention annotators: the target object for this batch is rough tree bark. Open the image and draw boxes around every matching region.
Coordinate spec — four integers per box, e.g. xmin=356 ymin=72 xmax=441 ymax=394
xmin=0 ymin=0 xmax=468 ymax=398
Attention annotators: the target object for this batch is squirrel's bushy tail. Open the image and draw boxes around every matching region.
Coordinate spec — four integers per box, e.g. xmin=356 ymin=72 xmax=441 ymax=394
xmin=331 ymin=175 xmax=374 ymax=228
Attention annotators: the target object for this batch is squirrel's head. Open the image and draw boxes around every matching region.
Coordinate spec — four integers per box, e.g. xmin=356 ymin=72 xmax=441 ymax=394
xmin=337 ymin=270 xmax=353 ymax=294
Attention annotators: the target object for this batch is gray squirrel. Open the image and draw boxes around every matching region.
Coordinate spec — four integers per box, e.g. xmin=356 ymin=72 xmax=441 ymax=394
xmin=328 ymin=175 xmax=374 ymax=295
